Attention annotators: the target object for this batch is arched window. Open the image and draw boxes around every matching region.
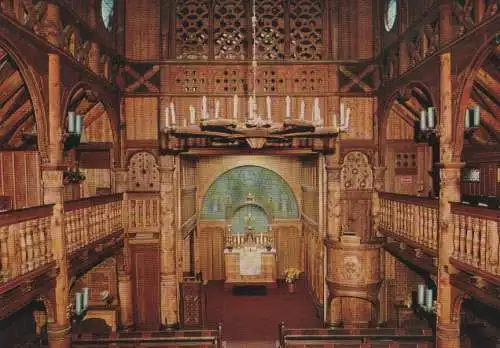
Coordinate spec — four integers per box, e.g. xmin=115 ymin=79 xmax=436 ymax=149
xmin=384 ymin=0 xmax=398 ymax=32
xmin=101 ymin=0 xmax=115 ymax=30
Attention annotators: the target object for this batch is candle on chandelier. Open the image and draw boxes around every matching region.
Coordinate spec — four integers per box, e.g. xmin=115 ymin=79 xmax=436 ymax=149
xmin=345 ymin=105 xmax=350 ymax=129
xmin=340 ymin=103 xmax=345 ymax=126
xmin=332 ymin=112 xmax=338 ymax=129
xmin=215 ymin=99 xmax=220 ymax=119
xmin=299 ymin=99 xmax=305 ymax=120
xmin=201 ymin=96 xmax=207 ymax=120
xmin=164 ymin=107 xmax=170 ymax=128
xmin=233 ymin=95 xmax=238 ymax=120
xmin=266 ymin=96 xmax=272 ymax=121
xmin=313 ymin=97 xmax=320 ymax=121
xmin=248 ymin=96 xmax=253 ymax=120
xmin=170 ymin=102 xmax=176 ymax=125
xmin=189 ymin=105 xmax=196 ymax=125
xmin=285 ymin=96 xmax=291 ymax=119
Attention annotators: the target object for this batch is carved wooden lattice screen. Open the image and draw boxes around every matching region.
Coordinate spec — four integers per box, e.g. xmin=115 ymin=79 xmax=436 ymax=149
xmin=214 ymin=0 xmax=247 ymax=60
xmin=255 ymin=0 xmax=285 ymax=60
xmin=176 ymin=0 xmax=209 ymax=60
xmin=289 ymin=0 xmax=324 ymax=60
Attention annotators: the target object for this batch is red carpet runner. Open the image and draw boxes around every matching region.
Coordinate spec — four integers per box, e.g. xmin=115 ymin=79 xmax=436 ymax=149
xmin=205 ymin=279 xmax=323 ymax=341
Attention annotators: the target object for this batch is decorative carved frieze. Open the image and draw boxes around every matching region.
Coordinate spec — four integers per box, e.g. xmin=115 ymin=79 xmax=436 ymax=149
xmin=175 ymin=0 xmax=210 ymax=60
xmin=289 ymin=0 xmax=324 ymax=60
xmin=214 ymin=0 xmax=247 ymax=60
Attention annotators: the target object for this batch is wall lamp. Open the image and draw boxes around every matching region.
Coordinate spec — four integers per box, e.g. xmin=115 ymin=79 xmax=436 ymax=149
xmin=464 ymin=105 xmax=480 ymax=138
xmin=67 ymin=287 xmax=89 ymax=323
xmin=64 ymin=111 xmax=84 ymax=151
xmin=416 ymin=107 xmax=438 ymax=143
xmin=415 ymin=284 xmax=436 ymax=314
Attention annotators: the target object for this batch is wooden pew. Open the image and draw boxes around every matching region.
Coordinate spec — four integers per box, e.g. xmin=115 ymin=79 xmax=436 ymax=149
xmin=71 ymin=324 xmax=222 ymax=348
xmin=278 ymin=322 xmax=434 ymax=348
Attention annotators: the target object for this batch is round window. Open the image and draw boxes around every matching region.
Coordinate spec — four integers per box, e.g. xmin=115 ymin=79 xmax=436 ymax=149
xmin=101 ymin=0 xmax=115 ymax=30
xmin=384 ymin=0 xmax=397 ymax=32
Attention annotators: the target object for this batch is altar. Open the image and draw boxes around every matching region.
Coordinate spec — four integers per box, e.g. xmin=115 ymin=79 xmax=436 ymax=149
xmin=224 ymin=247 xmax=277 ymax=289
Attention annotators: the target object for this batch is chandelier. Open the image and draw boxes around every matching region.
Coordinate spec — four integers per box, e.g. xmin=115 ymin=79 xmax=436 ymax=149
xmin=160 ymin=0 xmax=350 ymax=152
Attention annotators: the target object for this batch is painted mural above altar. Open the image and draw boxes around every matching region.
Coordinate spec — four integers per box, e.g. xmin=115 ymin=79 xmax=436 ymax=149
xmin=200 ymin=165 xmax=299 ymax=226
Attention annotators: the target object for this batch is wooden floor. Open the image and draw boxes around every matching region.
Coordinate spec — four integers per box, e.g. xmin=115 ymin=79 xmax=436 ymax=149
xmin=205 ymin=279 xmax=323 ymax=342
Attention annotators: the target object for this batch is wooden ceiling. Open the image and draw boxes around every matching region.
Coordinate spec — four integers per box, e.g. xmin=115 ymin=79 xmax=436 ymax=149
xmin=0 ymin=47 xmax=35 ymax=150
xmin=392 ymin=86 xmax=432 ymax=128
xmin=466 ymin=47 xmax=500 ymax=148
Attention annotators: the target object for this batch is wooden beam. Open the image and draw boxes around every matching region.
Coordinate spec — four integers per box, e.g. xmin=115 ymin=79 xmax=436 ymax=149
xmin=0 ymin=86 xmax=27 ymax=122
xmin=475 ymin=68 xmax=500 ymax=106
xmin=0 ymin=71 xmax=23 ymax=106
xmin=83 ymin=102 xmax=106 ymax=128
xmin=0 ymin=99 xmax=32 ymax=140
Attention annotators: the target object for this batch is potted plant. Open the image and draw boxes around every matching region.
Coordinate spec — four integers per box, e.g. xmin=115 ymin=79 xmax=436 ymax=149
xmin=283 ymin=267 xmax=301 ymax=294
xmin=63 ymin=168 xmax=86 ymax=184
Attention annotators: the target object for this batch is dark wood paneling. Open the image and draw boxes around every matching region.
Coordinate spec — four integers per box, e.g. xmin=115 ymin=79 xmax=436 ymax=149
xmin=131 ymin=244 xmax=160 ymax=330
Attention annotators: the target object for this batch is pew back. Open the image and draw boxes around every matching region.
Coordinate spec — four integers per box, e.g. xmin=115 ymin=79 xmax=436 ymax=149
xmin=278 ymin=323 xmax=434 ymax=348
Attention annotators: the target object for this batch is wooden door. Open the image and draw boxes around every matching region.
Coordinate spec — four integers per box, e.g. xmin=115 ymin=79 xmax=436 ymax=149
xmin=131 ymin=244 xmax=160 ymax=329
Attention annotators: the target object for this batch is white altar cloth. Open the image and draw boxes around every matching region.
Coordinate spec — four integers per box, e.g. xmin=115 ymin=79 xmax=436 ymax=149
xmin=238 ymin=249 xmax=261 ymax=275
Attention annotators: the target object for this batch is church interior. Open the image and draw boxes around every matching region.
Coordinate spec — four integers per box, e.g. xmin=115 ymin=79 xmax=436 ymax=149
xmin=0 ymin=0 xmax=499 ymax=347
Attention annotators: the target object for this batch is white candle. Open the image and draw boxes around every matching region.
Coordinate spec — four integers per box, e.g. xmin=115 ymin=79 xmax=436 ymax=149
xmin=189 ymin=105 xmax=196 ymax=125
xmin=201 ymin=96 xmax=207 ymax=120
xmin=183 ymin=118 xmax=187 ymax=127
xmin=75 ymin=292 xmax=83 ymax=315
xmin=473 ymin=105 xmax=480 ymax=127
xmin=164 ymin=107 xmax=170 ymax=128
xmin=248 ymin=96 xmax=253 ymax=120
xmin=313 ymin=97 xmax=320 ymax=121
xmin=75 ymin=114 xmax=83 ymax=135
xmin=170 ymin=102 xmax=176 ymax=125
xmin=285 ymin=96 xmax=291 ymax=119
xmin=332 ymin=112 xmax=338 ymax=129
xmin=233 ymin=95 xmax=238 ymax=120
xmin=82 ymin=287 xmax=89 ymax=309
xmin=427 ymin=107 xmax=434 ymax=129
xmin=417 ymin=284 xmax=425 ymax=306
xmin=215 ymin=99 xmax=220 ymax=119
xmin=299 ymin=99 xmax=305 ymax=120
xmin=266 ymin=96 xmax=272 ymax=121
xmin=345 ymin=106 xmax=350 ymax=129
xmin=425 ymin=288 xmax=433 ymax=310
xmin=68 ymin=111 xmax=75 ymax=132
xmin=340 ymin=103 xmax=345 ymax=126
xmin=420 ymin=110 xmax=426 ymax=130
xmin=465 ymin=109 xmax=470 ymax=129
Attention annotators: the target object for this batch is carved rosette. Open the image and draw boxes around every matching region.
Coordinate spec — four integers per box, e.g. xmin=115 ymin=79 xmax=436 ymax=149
xmin=341 ymin=151 xmax=373 ymax=190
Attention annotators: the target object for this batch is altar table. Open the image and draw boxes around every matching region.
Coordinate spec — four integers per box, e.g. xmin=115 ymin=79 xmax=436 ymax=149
xmin=223 ymin=247 xmax=277 ymax=289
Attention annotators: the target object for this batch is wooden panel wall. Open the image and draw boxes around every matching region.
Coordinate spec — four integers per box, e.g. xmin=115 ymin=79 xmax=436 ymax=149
xmin=131 ymin=244 xmax=160 ymax=329
xmin=0 ymin=151 xmax=41 ymax=209
xmin=338 ymin=0 xmax=374 ymax=59
xmin=125 ymin=98 xmax=158 ymax=140
xmin=82 ymin=111 xmax=113 ymax=142
xmin=125 ymin=0 xmax=161 ymax=60
xmin=78 ymin=257 xmax=118 ymax=307
xmin=81 ymin=168 xmax=111 ymax=198
xmin=341 ymin=97 xmax=375 ymax=140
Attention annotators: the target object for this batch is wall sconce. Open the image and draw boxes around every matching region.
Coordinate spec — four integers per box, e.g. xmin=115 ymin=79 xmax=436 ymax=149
xmin=416 ymin=284 xmax=436 ymax=314
xmin=416 ymin=107 xmax=438 ymax=143
xmin=68 ymin=287 xmax=89 ymax=323
xmin=464 ymin=105 xmax=480 ymax=138
xmin=64 ymin=111 xmax=84 ymax=151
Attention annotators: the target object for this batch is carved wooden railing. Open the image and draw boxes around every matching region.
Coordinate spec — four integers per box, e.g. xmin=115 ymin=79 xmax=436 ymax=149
xmin=0 ymin=205 xmax=54 ymax=283
xmin=64 ymin=194 xmax=124 ymax=254
xmin=127 ymin=191 xmax=160 ymax=234
xmin=379 ymin=192 xmax=439 ymax=253
xmin=450 ymin=203 xmax=500 ymax=278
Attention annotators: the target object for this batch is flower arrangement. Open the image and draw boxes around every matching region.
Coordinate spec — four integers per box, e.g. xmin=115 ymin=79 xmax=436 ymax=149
xmin=283 ymin=267 xmax=301 ymax=284
xmin=63 ymin=168 xmax=86 ymax=184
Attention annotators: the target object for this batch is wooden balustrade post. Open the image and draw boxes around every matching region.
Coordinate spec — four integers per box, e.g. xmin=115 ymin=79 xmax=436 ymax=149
xmin=159 ymin=155 xmax=179 ymax=327
xmin=436 ymin=51 xmax=463 ymax=348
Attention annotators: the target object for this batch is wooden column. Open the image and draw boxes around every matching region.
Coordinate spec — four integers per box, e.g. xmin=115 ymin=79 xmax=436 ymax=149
xmin=160 ymin=155 xmax=179 ymax=327
xmin=44 ymin=5 xmax=69 ymax=344
xmin=115 ymin=169 xmax=134 ymax=329
xmin=436 ymin=51 xmax=462 ymax=348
